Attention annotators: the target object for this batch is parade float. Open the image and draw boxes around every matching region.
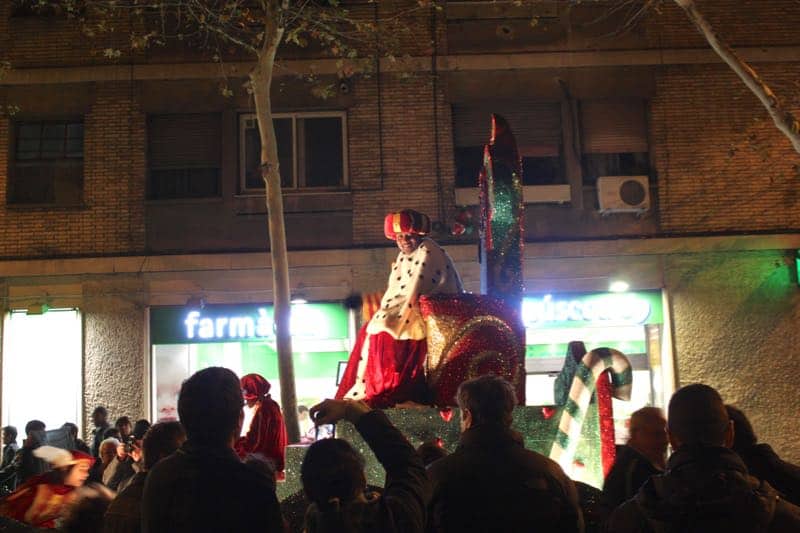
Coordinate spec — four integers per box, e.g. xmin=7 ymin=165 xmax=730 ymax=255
xmin=278 ymin=115 xmax=633 ymax=498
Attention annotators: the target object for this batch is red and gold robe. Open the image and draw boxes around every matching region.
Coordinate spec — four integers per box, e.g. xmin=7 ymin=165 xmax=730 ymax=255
xmin=336 ymin=238 xmax=463 ymax=407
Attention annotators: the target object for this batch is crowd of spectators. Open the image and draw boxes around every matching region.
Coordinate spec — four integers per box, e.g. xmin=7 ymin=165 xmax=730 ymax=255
xmin=0 ymin=368 xmax=798 ymax=532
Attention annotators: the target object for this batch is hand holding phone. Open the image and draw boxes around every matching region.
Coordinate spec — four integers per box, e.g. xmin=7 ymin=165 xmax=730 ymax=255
xmin=309 ymin=399 xmax=371 ymax=426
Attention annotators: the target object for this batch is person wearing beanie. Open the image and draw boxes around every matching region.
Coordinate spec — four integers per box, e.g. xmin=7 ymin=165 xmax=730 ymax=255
xmin=234 ymin=373 xmax=288 ymax=476
xmin=336 ymin=209 xmax=464 ymax=407
xmin=0 ymin=446 xmax=94 ymax=528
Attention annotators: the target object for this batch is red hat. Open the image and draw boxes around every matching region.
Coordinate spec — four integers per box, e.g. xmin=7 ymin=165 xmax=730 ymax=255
xmin=241 ymin=373 xmax=271 ymax=401
xmin=34 ymin=446 xmax=95 ymax=469
xmin=383 ymin=209 xmax=431 ymax=241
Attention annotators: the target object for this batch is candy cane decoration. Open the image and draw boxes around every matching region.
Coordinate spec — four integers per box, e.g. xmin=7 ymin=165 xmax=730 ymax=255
xmin=549 ymin=347 xmax=633 ymax=476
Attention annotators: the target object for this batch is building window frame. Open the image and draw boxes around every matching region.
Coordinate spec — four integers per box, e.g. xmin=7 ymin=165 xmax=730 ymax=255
xmin=146 ymin=113 xmax=223 ymax=201
xmin=238 ymin=111 xmax=349 ymax=194
xmin=451 ymin=102 xmax=570 ymax=205
xmin=8 ymin=119 xmax=85 ymax=207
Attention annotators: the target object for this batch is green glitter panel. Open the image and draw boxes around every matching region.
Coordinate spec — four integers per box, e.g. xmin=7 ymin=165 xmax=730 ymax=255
xmin=276 ymin=404 xmax=603 ymax=500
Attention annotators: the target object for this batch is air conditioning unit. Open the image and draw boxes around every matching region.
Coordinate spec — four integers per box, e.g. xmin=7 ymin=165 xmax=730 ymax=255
xmin=597 ymin=176 xmax=650 ymax=213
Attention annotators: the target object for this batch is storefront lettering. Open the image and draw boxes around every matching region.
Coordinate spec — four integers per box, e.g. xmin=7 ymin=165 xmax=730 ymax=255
xmin=523 ymin=294 xmax=652 ymax=327
xmin=184 ymin=309 xmax=271 ymax=340
xmin=182 ymin=306 xmax=326 ymax=341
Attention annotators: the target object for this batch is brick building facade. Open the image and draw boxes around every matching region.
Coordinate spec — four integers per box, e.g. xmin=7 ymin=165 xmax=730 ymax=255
xmin=1 ymin=1 xmax=799 ymax=465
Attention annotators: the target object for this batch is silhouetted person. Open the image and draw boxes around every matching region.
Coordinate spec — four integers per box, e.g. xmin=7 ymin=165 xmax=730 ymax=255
xmin=141 ymin=367 xmax=283 ymax=532
xmin=104 ymin=421 xmax=185 ymax=533
xmin=602 ymin=407 xmax=667 ymax=508
xmin=608 ymin=384 xmax=800 ymax=532
xmin=427 ymin=375 xmax=583 ymax=532
xmin=2 ymin=427 xmax=19 ymax=469
xmin=62 ymin=423 xmax=91 ymax=455
xmin=90 ymin=407 xmax=110 ymax=458
xmin=727 ymin=404 xmax=800 ymax=506
xmin=17 ymin=421 xmax=47 ymax=486
xmin=302 ymin=398 xmax=427 ymax=532
xmin=0 ymin=426 xmax=19 ymax=494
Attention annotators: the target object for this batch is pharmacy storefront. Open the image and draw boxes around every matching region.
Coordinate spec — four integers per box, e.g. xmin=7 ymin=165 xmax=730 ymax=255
xmin=149 ymin=303 xmax=355 ymax=422
xmin=149 ymin=291 xmax=671 ymax=436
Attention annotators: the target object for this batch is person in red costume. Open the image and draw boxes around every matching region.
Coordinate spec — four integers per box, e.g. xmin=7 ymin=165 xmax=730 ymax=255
xmin=336 ymin=209 xmax=464 ymax=407
xmin=234 ymin=373 xmax=288 ymax=477
xmin=0 ymin=445 xmax=93 ymax=528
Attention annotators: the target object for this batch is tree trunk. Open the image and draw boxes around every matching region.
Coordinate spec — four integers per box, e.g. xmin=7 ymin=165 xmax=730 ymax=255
xmin=250 ymin=22 xmax=301 ymax=443
xmin=674 ymin=0 xmax=800 ymax=154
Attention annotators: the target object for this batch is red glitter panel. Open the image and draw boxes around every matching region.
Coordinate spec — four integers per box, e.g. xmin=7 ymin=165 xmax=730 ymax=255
xmin=596 ymin=369 xmax=617 ymax=478
xmin=420 ymin=293 xmax=526 ymax=407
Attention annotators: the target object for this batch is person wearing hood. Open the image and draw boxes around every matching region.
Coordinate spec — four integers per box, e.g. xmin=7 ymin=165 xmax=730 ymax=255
xmin=0 ymin=446 xmax=94 ymax=528
xmin=608 ymin=384 xmax=800 ymax=532
xmin=234 ymin=373 xmax=288 ymax=477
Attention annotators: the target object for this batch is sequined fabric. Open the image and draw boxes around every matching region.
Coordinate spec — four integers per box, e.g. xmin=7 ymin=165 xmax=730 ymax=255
xmin=420 ymin=293 xmax=525 ymax=407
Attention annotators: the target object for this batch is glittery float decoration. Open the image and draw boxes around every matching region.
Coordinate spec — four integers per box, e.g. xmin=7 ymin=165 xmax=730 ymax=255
xmin=420 ymin=293 xmax=525 ymax=407
xmin=330 ymin=404 xmax=605 ymax=492
xmin=479 ymin=114 xmax=524 ymax=313
xmin=549 ymin=347 xmax=632 ymax=478
xmin=595 ymin=369 xmax=616 ymax=478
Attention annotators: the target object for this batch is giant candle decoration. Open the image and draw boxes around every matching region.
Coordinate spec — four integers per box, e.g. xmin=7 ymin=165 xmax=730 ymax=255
xmin=479 ymin=114 xmax=524 ymax=312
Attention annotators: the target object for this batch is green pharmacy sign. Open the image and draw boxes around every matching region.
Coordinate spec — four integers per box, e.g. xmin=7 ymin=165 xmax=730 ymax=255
xmin=150 ymin=303 xmax=351 ymax=346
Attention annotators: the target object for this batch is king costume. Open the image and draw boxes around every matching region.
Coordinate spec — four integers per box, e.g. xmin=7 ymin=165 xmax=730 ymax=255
xmin=336 ymin=210 xmax=463 ymax=407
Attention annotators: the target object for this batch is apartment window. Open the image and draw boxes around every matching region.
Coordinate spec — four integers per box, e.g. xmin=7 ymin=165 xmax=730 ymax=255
xmin=148 ymin=114 xmax=221 ymax=200
xmin=580 ymin=99 xmax=650 ymax=185
xmin=11 ymin=0 xmax=83 ymax=16
xmin=452 ymin=102 xmax=564 ymax=187
xmin=239 ymin=112 xmax=347 ymax=192
xmin=8 ymin=120 xmax=84 ymax=205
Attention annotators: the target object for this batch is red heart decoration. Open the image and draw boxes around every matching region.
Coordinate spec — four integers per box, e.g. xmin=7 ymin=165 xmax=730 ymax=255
xmin=541 ymin=406 xmax=556 ymax=420
xmin=439 ymin=407 xmax=454 ymax=422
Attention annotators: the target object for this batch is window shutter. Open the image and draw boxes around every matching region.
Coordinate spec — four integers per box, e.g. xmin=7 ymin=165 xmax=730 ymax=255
xmin=452 ymin=102 xmax=561 ymax=156
xmin=148 ymin=114 xmax=221 ymax=168
xmin=581 ymin=100 xmax=648 ymax=154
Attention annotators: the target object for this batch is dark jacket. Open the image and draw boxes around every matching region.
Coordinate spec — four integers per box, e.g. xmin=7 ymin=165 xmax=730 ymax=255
xmin=737 ymin=443 xmax=800 ymax=507
xmin=141 ymin=440 xmax=284 ymax=533
xmin=74 ymin=438 xmax=92 ymax=456
xmin=104 ymin=456 xmax=136 ymax=491
xmin=607 ymin=445 xmax=800 ymax=532
xmin=103 ymin=471 xmax=146 ymax=533
xmin=304 ymin=410 xmax=428 ymax=533
xmin=427 ymin=423 xmax=583 ymax=533
xmin=2 ymin=443 xmax=18 ymax=470
xmin=602 ymin=445 xmax=662 ymax=509
xmin=16 ymin=447 xmax=47 ymax=486
xmin=91 ymin=424 xmax=110 ymax=457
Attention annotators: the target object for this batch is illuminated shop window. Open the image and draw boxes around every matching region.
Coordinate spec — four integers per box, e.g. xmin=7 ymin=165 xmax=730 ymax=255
xmin=522 ymin=291 xmax=667 ymax=443
xmin=150 ymin=303 xmax=354 ymax=422
xmin=2 ymin=310 xmax=82 ymax=433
